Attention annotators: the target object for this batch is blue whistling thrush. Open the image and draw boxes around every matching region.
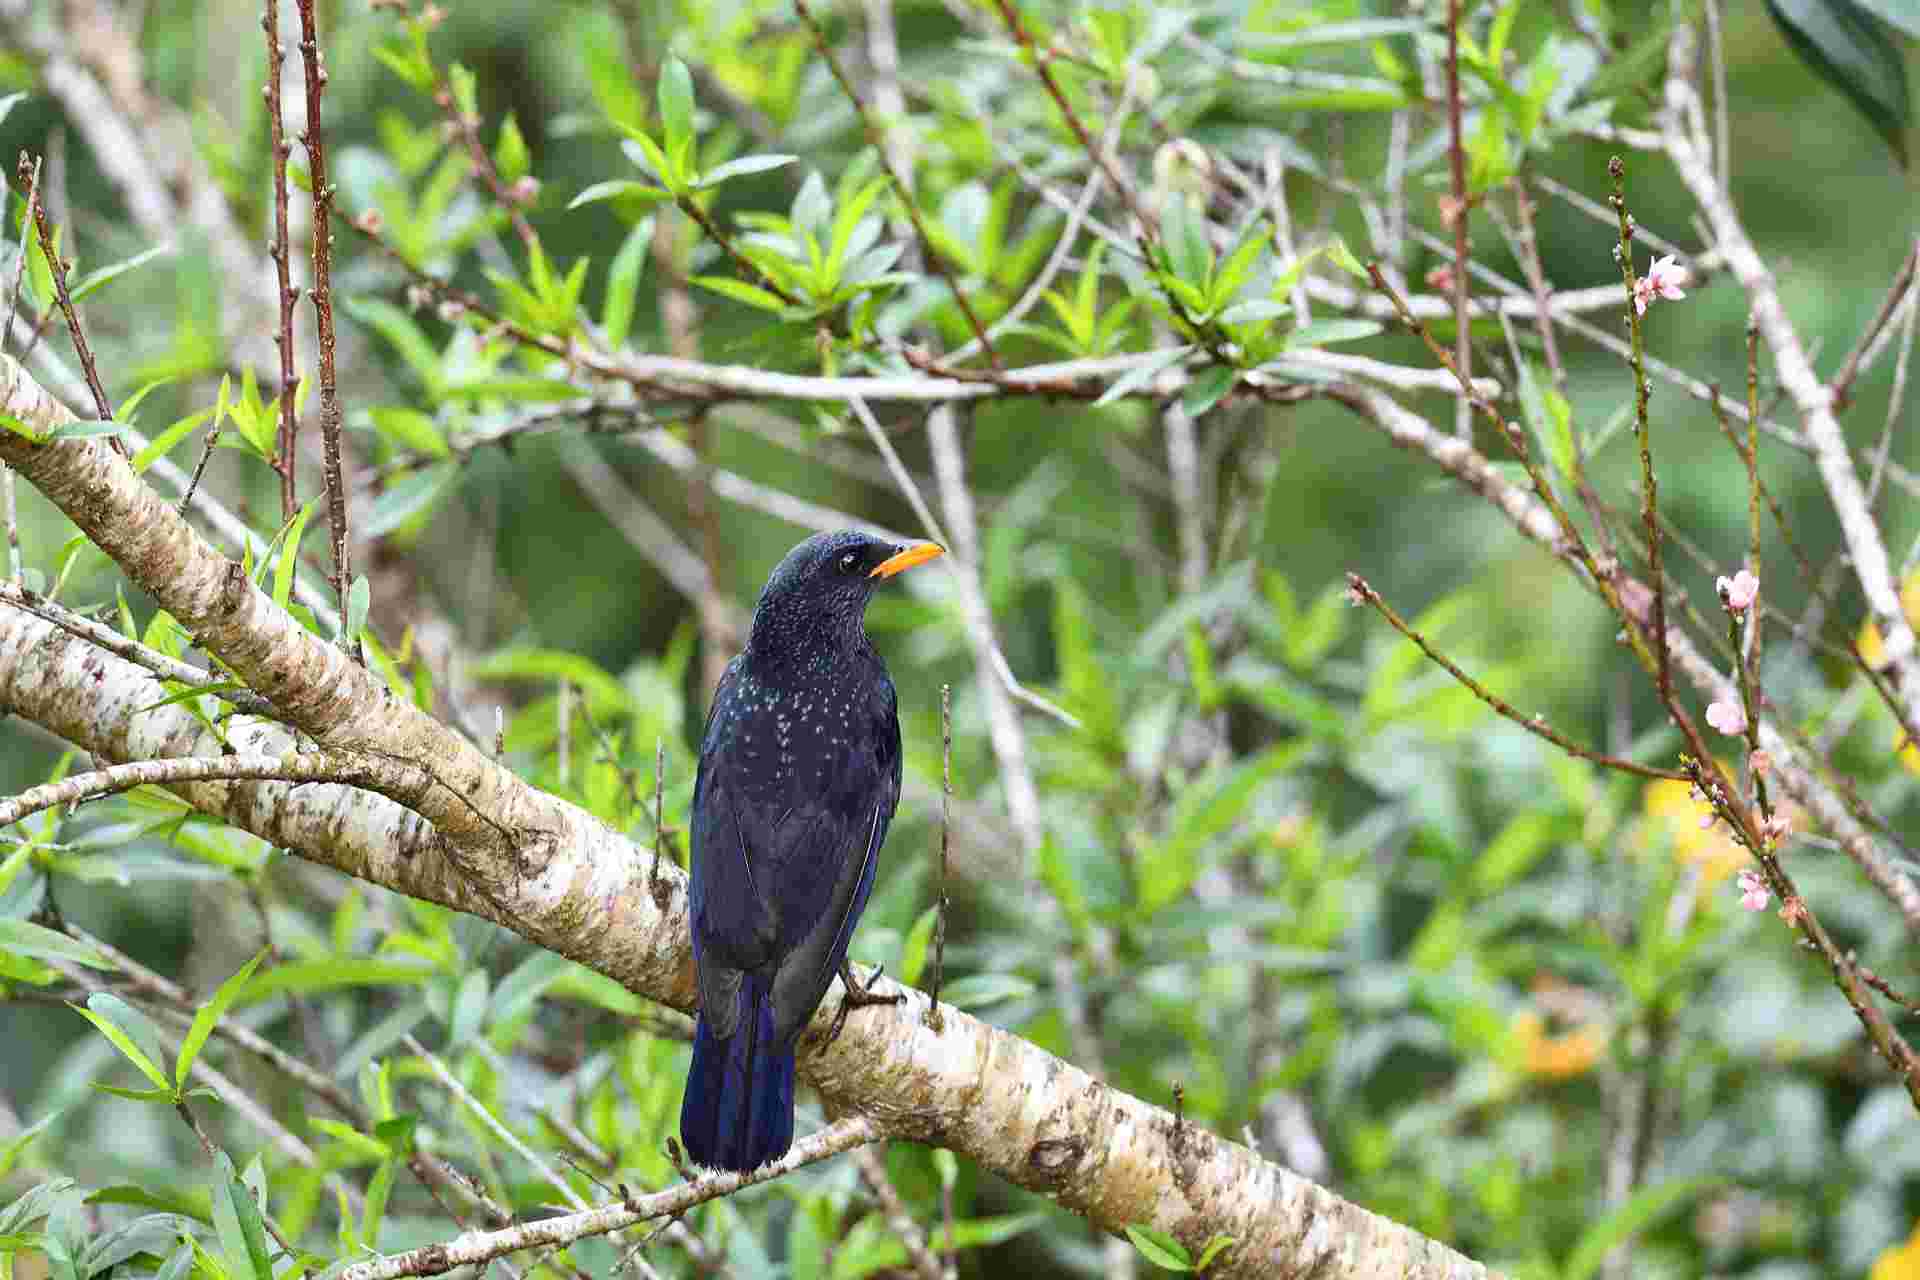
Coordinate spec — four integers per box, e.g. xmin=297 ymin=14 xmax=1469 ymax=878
xmin=679 ymin=529 xmax=944 ymax=1171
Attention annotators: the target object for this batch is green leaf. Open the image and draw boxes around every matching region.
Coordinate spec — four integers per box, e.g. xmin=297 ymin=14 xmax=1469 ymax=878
xmin=119 ymin=374 xmax=180 ymax=425
xmin=366 ymin=407 xmax=450 ymax=460
xmin=0 ymin=1109 xmax=58 ymax=1178
xmin=155 ymin=1241 xmax=194 ymax=1280
xmin=619 ymin=133 xmax=672 ymax=187
xmin=344 ymin=575 xmax=371 ymax=641
xmin=132 ymin=408 xmax=215 ymax=473
xmin=848 ymin=1212 xmax=1044 ymax=1273
xmin=1181 ymin=365 xmax=1236 ymax=418
xmin=1517 ymin=359 xmax=1575 ymax=481
xmin=0 ymin=1178 xmax=79 ymax=1238
xmin=91 ymin=1084 xmax=178 ymax=1103
xmin=447 ymin=969 xmax=489 ymax=1045
xmin=466 ymin=647 xmax=630 ymax=708
xmin=175 ymin=948 xmax=269 ymax=1089
xmin=494 ymin=113 xmax=530 ymax=183
xmin=0 ymin=920 xmax=114 ymax=970
xmin=45 ymin=420 xmax=131 ymax=440
xmin=68 ymin=245 xmax=170 ymax=303
xmin=488 ymin=949 xmax=572 ymax=1026
xmin=1218 ymin=299 xmax=1290 ymax=326
xmin=1766 ymin=0 xmax=1909 ymax=167
xmin=213 ymin=1152 xmax=272 ymax=1280
xmin=1124 ymin=1224 xmax=1194 ymax=1271
xmin=568 ymin=179 xmax=671 ymax=210
xmin=692 ymin=275 xmax=791 ymax=313
xmin=134 ymin=681 xmax=252 ymax=715
xmin=938 ymin=973 xmax=1035 ymax=1010
xmin=272 ymin=500 xmax=319 ymax=612
xmin=1142 ymin=746 xmax=1295 ymax=913
xmin=1852 ymin=0 xmax=1920 ymax=37
xmin=602 ymin=216 xmax=653 ymax=348
xmin=1324 ymin=237 xmax=1369 ymax=281
xmin=695 ymin=153 xmax=799 ymax=189
xmin=0 ymin=413 xmax=47 ymax=443
xmin=371 ymin=38 xmax=435 ymax=93
xmin=342 ymin=298 xmax=444 ymax=395
xmin=657 ymin=57 xmax=696 ymax=159
xmin=439 ymin=376 xmax=581 ymax=403
xmin=1287 ymin=318 xmax=1383 ymax=348
xmin=362 ymin=463 xmax=458 ymax=540
xmin=1194 ymin=1235 xmax=1235 ymax=1271
xmin=71 ymin=995 xmax=172 ymax=1093
xmin=1160 ymin=196 xmax=1211 ymax=288
xmin=362 ymin=1158 xmax=395 ymax=1247
xmin=1562 ymin=1176 xmax=1727 ymax=1280
xmin=898 ymin=905 xmax=938 ymax=989
xmin=1472 ymin=811 xmax=1561 ymax=894
xmin=1581 ymin=15 xmax=1681 ymax=102
xmin=236 ymin=957 xmax=436 ymax=1006
xmin=0 ymin=949 xmax=58 ymax=985
xmin=1095 ymin=346 xmax=1193 ymax=407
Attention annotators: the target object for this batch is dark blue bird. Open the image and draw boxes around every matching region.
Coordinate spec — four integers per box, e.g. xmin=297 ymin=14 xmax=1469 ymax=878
xmin=680 ymin=529 xmax=944 ymax=1171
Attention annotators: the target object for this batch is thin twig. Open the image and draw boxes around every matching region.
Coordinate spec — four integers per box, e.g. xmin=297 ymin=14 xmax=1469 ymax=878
xmin=296 ymin=0 xmax=353 ymax=639
xmin=852 ymin=1145 xmax=945 ymax=1280
xmin=1609 ymin=157 xmax=1669 ymax=705
xmin=337 ymin=1117 xmax=881 ymax=1280
xmin=1443 ymin=0 xmax=1471 ymax=440
xmin=1 ymin=154 xmax=39 ymax=353
xmin=0 ymin=750 xmax=412 ymax=828
xmin=20 ymin=152 xmax=121 ymax=455
xmin=263 ymin=0 xmax=301 ymax=520
xmin=926 ymin=682 xmax=951 ymax=1030
xmin=1346 ymin=574 xmax=1684 ymax=781
xmin=0 ymin=580 xmax=280 ymax=717
xmin=1830 ymin=237 xmax=1918 ymax=411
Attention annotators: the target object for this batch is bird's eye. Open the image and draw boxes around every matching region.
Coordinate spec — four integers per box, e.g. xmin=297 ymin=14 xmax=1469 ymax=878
xmin=839 ymin=551 xmax=859 ymax=573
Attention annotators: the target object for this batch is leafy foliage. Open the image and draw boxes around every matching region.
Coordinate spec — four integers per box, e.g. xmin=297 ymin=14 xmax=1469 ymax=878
xmin=0 ymin=0 xmax=1916 ymax=1276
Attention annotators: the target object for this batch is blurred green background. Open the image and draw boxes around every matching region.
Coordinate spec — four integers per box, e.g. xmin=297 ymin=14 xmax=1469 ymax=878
xmin=0 ymin=0 xmax=1917 ymax=1275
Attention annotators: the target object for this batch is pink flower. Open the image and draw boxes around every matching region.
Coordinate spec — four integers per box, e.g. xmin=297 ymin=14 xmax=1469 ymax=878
xmin=1617 ymin=576 xmax=1654 ymax=625
xmin=1736 ymin=868 xmax=1770 ymax=911
xmin=1705 ymin=697 xmax=1747 ymax=736
xmin=1761 ymin=813 xmax=1792 ymax=848
xmin=1633 ymin=255 xmax=1688 ymax=316
xmin=1716 ymin=569 xmax=1759 ymax=612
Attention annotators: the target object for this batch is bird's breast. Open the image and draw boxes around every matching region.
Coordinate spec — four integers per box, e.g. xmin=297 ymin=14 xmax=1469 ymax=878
xmin=709 ymin=666 xmax=878 ymax=807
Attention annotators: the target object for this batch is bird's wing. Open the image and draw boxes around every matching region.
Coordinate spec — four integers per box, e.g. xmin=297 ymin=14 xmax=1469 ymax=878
xmin=689 ymin=659 xmax=780 ymax=1035
xmin=764 ymin=677 xmax=901 ymax=1046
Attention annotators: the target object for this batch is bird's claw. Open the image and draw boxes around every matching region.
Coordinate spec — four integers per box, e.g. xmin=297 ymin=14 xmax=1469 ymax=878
xmin=826 ymin=961 xmax=903 ymax=1047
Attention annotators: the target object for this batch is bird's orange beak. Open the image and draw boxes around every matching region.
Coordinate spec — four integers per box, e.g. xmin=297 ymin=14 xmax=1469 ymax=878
xmin=869 ymin=541 xmax=945 ymax=579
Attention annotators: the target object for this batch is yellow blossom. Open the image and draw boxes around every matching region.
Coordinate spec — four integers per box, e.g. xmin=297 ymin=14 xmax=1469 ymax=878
xmin=1641 ymin=776 xmax=1748 ymax=885
xmin=1871 ymin=1219 xmax=1920 ymax=1280
xmin=1510 ymin=1010 xmax=1606 ymax=1080
xmin=1857 ymin=573 xmax=1920 ymax=773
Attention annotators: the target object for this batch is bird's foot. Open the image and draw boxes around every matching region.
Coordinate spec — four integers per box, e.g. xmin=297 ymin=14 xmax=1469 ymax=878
xmin=826 ymin=961 xmax=903 ymax=1047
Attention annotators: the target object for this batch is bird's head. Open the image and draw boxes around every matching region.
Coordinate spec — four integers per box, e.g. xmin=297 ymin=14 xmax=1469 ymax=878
xmin=747 ymin=529 xmax=944 ymax=658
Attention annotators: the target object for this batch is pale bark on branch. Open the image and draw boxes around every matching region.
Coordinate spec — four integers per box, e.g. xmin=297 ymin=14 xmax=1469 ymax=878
xmin=0 ymin=351 xmax=1494 ymax=1277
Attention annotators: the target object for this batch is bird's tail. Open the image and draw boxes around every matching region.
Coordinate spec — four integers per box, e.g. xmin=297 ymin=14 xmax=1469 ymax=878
xmin=680 ymin=976 xmax=795 ymax=1172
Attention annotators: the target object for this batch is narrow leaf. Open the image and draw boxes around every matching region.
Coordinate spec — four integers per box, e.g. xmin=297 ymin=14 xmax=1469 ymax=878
xmin=1124 ymin=1224 xmax=1193 ymax=1271
xmin=657 ymin=57 xmax=695 ymax=158
xmin=71 ymin=996 xmax=171 ymax=1092
xmin=175 ymin=948 xmax=269 ymax=1089
xmin=1563 ymin=1176 xmax=1726 ymax=1280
